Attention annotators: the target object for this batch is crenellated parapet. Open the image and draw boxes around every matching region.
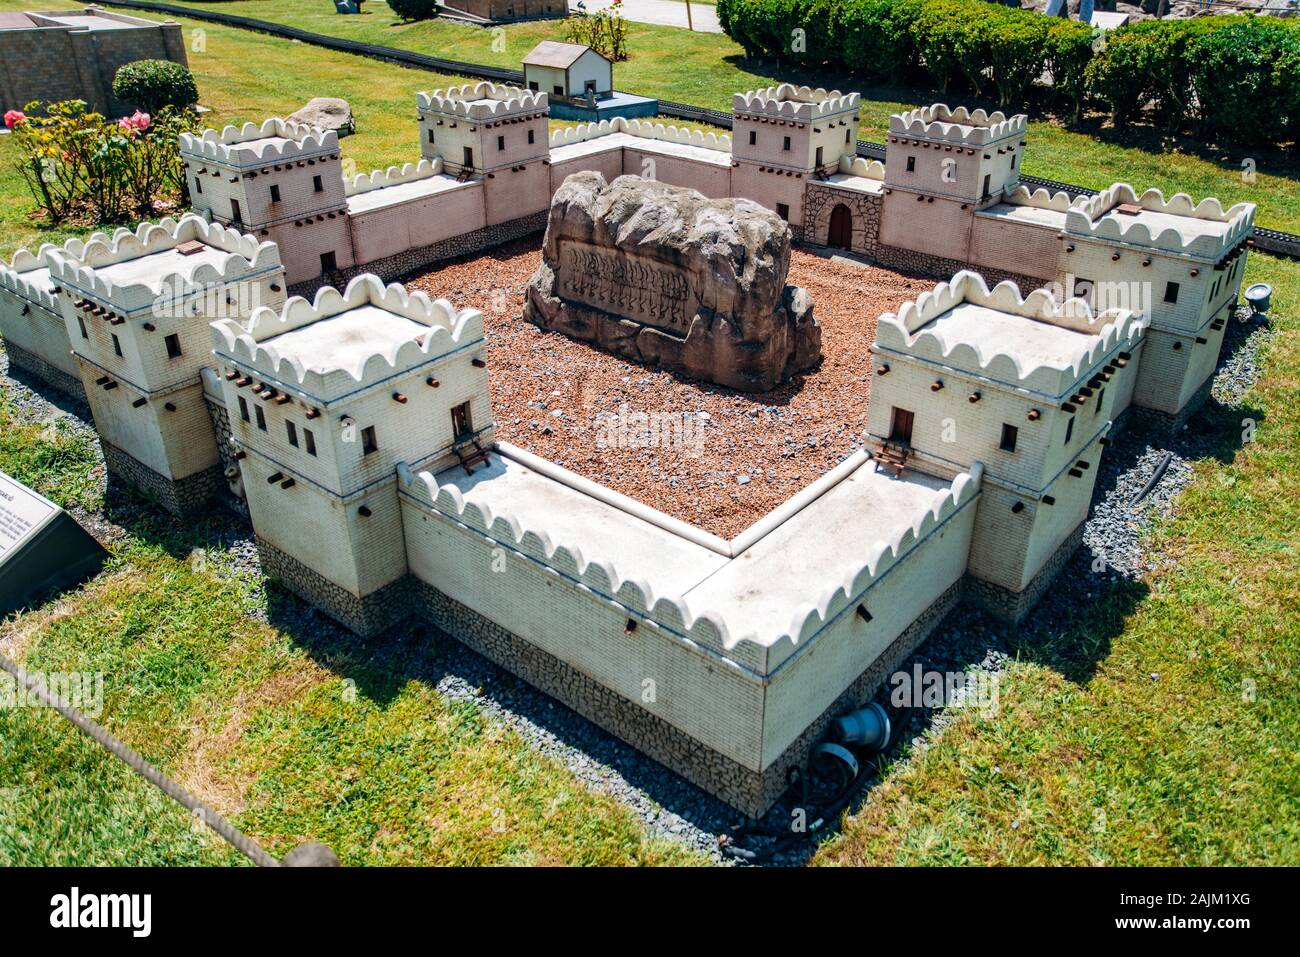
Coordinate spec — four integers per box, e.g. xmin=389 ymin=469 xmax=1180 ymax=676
xmin=1003 ymin=184 xmax=1088 ymax=213
xmin=889 ymin=104 xmax=1027 ymax=146
xmin=1064 ymin=184 xmax=1256 ymax=260
xmin=876 ymin=270 xmax=1147 ymax=396
xmin=837 ymin=154 xmax=885 ymax=180
xmin=179 ymin=118 xmax=339 ymax=169
xmin=417 ymin=82 xmax=548 ymax=120
xmin=732 ymin=84 xmax=860 ymax=121
xmin=548 ymin=116 xmax=732 ymax=152
xmin=47 ymin=214 xmax=282 ymax=317
xmin=211 ymin=273 xmax=484 ymax=402
xmin=345 ymin=158 xmax=444 ymax=196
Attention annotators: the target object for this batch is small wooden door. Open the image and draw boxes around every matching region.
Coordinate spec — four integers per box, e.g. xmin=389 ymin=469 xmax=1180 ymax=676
xmin=451 ymin=400 xmax=473 ymax=440
xmin=828 ymin=203 xmax=853 ymax=249
xmin=890 ymin=407 xmax=914 ymax=444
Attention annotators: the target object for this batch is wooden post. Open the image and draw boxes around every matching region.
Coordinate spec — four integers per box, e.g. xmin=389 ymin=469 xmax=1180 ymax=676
xmin=685 ymin=0 xmax=694 ymax=31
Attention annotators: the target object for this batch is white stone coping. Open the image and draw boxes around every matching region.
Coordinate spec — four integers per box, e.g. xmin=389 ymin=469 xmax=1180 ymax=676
xmin=1 ymin=243 xmax=65 ymax=313
xmin=889 ymin=104 xmax=1027 ymax=145
xmin=45 ymin=214 xmax=282 ymax=315
xmin=732 ymin=84 xmax=860 ymax=120
xmin=1064 ymin=184 xmax=1255 ymax=259
xmin=399 ymin=440 xmax=982 ymax=675
xmin=211 ymin=274 xmax=483 ymax=401
xmin=178 ymin=118 xmax=338 ymax=167
xmin=1004 ymin=184 xmax=1088 ymax=213
xmin=345 ymin=158 xmax=444 ymax=197
xmin=876 ymin=270 xmax=1148 ymax=397
xmin=549 ymin=116 xmax=732 ymax=152
xmin=417 ymin=82 xmax=547 ymax=119
xmin=837 ymin=154 xmax=885 ymax=180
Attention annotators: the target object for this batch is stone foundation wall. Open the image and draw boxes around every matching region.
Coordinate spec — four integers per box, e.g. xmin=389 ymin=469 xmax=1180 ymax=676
xmin=1125 ymin=372 xmax=1216 ymax=436
xmin=257 ymin=536 xmax=412 ymax=638
xmin=873 ymin=241 xmax=1048 ymax=292
xmin=965 ymin=521 xmax=1086 ymax=623
xmin=803 ymin=183 xmax=881 ymax=257
xmin=289 ymin=211 xmax=548 ymax=298
xmin=100 ymin=438 xmax=224 ymax=519
xmin=3 ymin=340 xmax=86 ymax=402
xmin=411 ymin=574 xmax=964 ymax=817
xmin=204 ymin=396 xmax=249 ymax=518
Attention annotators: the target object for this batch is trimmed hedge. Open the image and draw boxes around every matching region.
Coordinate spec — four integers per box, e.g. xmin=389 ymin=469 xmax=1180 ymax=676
xmin=386 ymin=0 xmax=437 ymax=20
xmin=717 ymin=1 xmax=1300 ymax=145
xmin=112 ymin=60 xmax=199 ymax=114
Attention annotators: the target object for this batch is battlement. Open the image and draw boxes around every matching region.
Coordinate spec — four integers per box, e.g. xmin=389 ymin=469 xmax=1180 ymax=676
xmin=876 ymin=271 xmax=1147 ymax=396
xmin=889 ymin=104 xmax=1027 ymax=146
xmin=46 ymin=214 xmax=282 ymax=316
xmin=837 ymin=154 xmax=885 ymax=180
xmin=1 ymin=242 xmax=69 ymax=313
xmin=1064 ymin=184 xmax=1255 ymax=260
xmin=403 ymin=451 xmax=981 ymax=673
xmin=178 ymin=118 xmax=339 ymax=169
xmin=1004 ymin=184 xmax=1088 ymax=214
xmin=548 ymin=116 xmax=732 ymax=152
xmin=417 ymin=82 xmax=548 ymax=120
xmin=211 ymin=273 xmax=484 ymax=402
xmin=732 ymin=84 xmax=859 ymax=121
xmin=345 ymin=158 xmax=444 ymax=197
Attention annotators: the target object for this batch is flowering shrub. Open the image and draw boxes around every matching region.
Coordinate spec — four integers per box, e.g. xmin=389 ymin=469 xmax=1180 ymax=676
xmin=8 ymin=100 xmax=199 ymax=226
xmin=565 ymin=1 xmax=631 ymax=62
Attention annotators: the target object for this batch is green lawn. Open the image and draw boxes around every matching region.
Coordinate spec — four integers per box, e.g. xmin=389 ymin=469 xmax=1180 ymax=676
xmin=1 ymin=0 xmax=1297 ymax=866
xmin=106 ymin=0 xmax=1300 ymax=234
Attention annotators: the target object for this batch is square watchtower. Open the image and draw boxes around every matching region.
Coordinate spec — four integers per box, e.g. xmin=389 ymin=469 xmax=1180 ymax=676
xmin=866 ymin=271 xmax=1147 ymax=621
xmin=180 ymin=119 xmax=352 ymax=287
xmin=730 ymin=84 xmax=860 ymax=235
xmin=47 ymin=214 xmax=285 ymax=516
xmin=210 ymin=275 xmax=494 ymax=635
xmin=417 ymin=83 xmax=551 ymax=228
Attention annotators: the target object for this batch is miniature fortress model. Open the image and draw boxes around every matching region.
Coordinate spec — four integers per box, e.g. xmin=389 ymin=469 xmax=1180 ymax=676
xmin=0 ymin=5 xmax=188 ymax=116
xmin=0 ymin=83 xmax=1257 ymax=816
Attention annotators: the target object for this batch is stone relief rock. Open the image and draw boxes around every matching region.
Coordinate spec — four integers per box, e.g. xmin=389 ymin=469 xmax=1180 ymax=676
xmin=525 ymin=172 xmax=822 ymax=392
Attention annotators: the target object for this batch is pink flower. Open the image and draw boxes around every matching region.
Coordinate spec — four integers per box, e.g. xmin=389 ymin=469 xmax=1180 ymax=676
xmin=4 ymin=109 xmax=26 ymax=129
xmin=117 ymin=111 xmax=151 ymax=135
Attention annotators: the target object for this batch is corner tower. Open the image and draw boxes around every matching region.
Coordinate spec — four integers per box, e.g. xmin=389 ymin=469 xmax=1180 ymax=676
xmin=210 ymin=275 xmax=494 ymax=636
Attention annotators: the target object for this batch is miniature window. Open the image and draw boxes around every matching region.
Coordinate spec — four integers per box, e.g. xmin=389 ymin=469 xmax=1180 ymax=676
xmin=553 ymin=85 xmax=563 ymax=96
xmin=1164 ymin=281 xmax=1180 ymax=304
xmin=749 ymin=130 xmax=756 ymax=146
xmin=239 ymin=396 xmax=250 ymax=423
xmin=320 ymin=251 xmax=338 ymax=274
xmin=776 ymin=203 xmax=790 ymax=221
xmin=286 ymin=420 xmax=298 ymax=447
xmin=1064 ymin=416 xmax=1074 ymax=445
xmin=255 ymin=405 xmax=267 ymax=432
xmin=1095 ymin=388 xmax=1105 ymax=415
xmin=313 ymin=175 xmax=324 ymax=193
xmin=165 ymin=333 xmax=183 ymax=359
xmin=906 ymin=155 xmax=916 ymax=173
xmin=999 ymin=424 xmax=1018 ymax=453
xmin=815 ymin=146 xmax=824 ymax=167
xmin=845 ymin=129 xmax=851 ymax=144
xmin=111 ymin=333 xmax=122 ymax=357
xmin=528 ymin=129 xmax=535 ymax=144
xmin=783 ymin=136 xmax=791 ymax=152
xmin=305 ymin=428 xmax=317 ymax=456
xmin=528 ymin=81 xmax=539 ymax=91
xmin=497 ymin=135 xmax=505 ymax=151
xmin=194 ymin=176 xmax=202 ymax=195
xmin=270 ymin=184 xmax=281 ymax=203
xmin=463 ymin=146 xmax=474 ymax=168
xmin=451 ymin=401 xmax=473 ymax=440
xmin=230 ymin=199 xmax=242 ymax=225
xmin=77 ymin=316 xmax=87 ymax=339
xmin=428 ymin=129 xmax=435 ymax=144
xmin=1011 ymin=152 xmax=1017 ymax=169
xmin=362 ymin=425 xmax=378 ymax=455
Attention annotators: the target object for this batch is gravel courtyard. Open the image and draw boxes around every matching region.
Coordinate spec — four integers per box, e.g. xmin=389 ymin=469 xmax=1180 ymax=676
xmin=407 ymin=238 xmax=933 ymax=538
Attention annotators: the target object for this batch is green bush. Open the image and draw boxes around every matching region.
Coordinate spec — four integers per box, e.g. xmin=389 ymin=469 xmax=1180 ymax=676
xmin=831 ymin=0 xmax=921 ymax=82
xmin=112 ymin=60 xmax=199 ymax=114
xmin=386 ymin=0 xmax=436 ymax=20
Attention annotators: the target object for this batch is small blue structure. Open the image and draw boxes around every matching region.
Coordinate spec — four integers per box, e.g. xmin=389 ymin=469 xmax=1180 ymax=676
xmin=548 ymin=90 xmax=660 ymax=122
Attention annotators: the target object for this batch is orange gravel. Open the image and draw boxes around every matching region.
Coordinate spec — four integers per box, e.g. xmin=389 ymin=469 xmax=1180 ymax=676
xmin=407 ymin=238 xmax=934 ymax=538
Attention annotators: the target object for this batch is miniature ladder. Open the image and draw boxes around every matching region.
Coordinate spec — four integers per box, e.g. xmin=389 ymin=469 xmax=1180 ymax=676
xmin=453 ymin=438 xmax=491 ymax=475
xmin=872 ymin=440 xmax=910 ymax=478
